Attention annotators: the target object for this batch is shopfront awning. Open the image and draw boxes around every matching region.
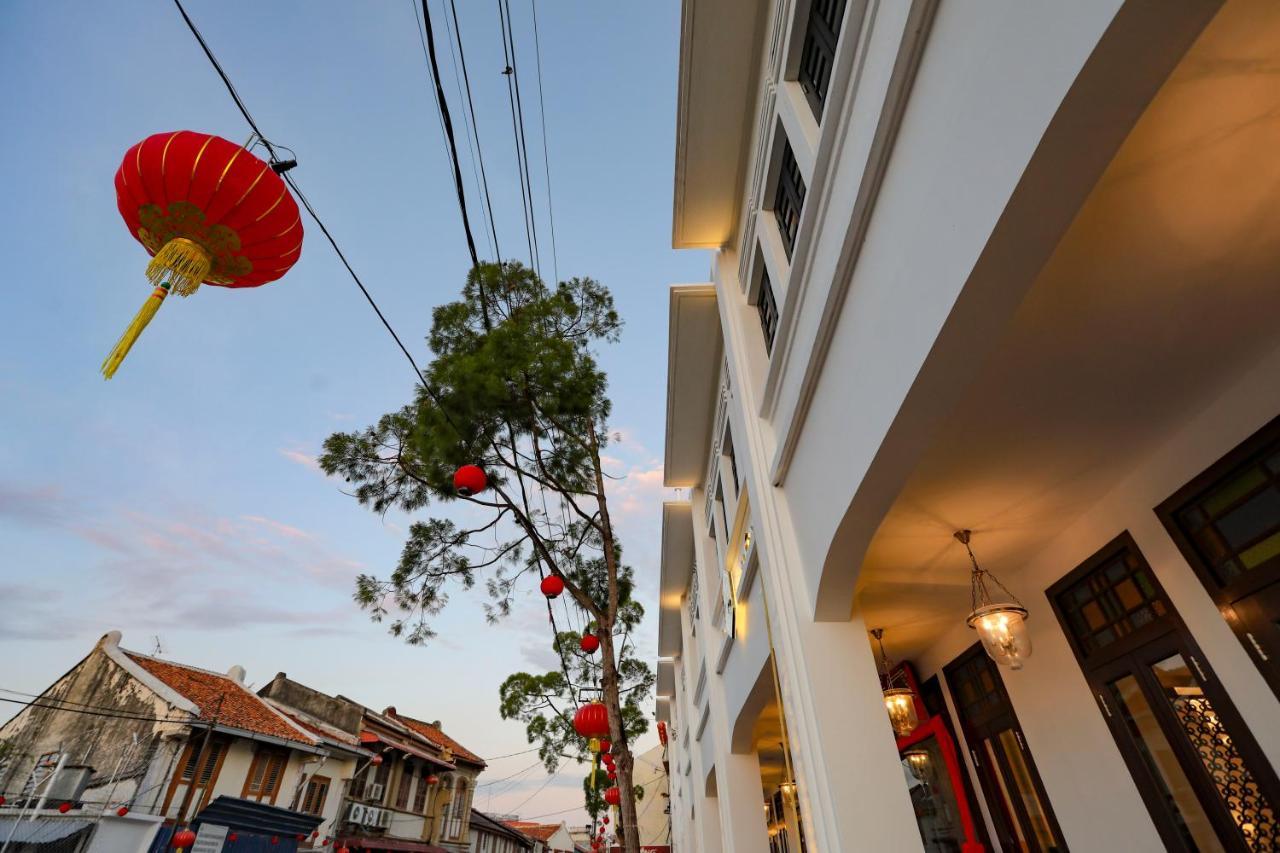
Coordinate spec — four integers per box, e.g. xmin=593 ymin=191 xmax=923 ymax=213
xmin=359 ymin=731 xmax=455 ymax=769
xmin=337 ymin=835 xmax=448 ymax=852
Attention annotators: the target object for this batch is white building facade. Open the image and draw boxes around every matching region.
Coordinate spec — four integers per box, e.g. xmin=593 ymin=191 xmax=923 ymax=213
xmin=658 ymin=1 xmax=1280 ymax=852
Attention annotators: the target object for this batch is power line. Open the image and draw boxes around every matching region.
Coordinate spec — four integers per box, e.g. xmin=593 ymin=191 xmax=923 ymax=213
xmin=449 ymin=0 xmax=504 ymax=263
xmin=528 ymin=0 xmax=560 ymax=286
xmin=502 ymin=0 xmax=543 ymax=280
xmin=0 ymin=695 xmax=195 ymax=726
xmin=505 ymin=762 xmax=562 ymax=815
xmin=170 ymin=0 xmax=428 ymax=393
xmin=476 ymin=759 xmax=542 ymax=788
xmin=497 ymin=0 xmax=538 ymax=273
xmin=481 ymin=745 xmax=542 ymax=761
xmin=417 ymin=0 xmax=483 ymax=269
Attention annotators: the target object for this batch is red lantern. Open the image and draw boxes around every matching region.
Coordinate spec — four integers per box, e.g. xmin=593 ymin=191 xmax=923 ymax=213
xmin=0 ymin=796 xmax=6 ymax=806
xmin=312 ymin=831 xmax=319 ymax=839
xmin=427 ymin=774 xmax=440 ymax=786
xmin=228 ymin=833 xmax=238 ymax=843
xmin=573 ymin=702 xmax=610 ymax=740
xmin=172 ymin=829 xmax=197 ymax=849
xmin=602 ymin=816 xmax=609 ymax=825
xmin=322 ymin=841 xmax=330 ymax=848
xmin=370 ymin=754 xmax=383 ymax=766
xmin=599 ymin=739 xmax=612 ymax=754
xmin=604 ymin=786 xmax=621 ymax=806
xmin=453 ymin=465 xmax=488 ymax=496
xmin=657 ymin=720 xmax=668 ymax=746
xmin=297 ymin=834 xmax=306 ymax=841
xmin=580 ymin=634 xmax=600 ymax=654
xmin=104 ymin=131 xmax=304 ymax=378
xmin=540 ymin=574 xmax=565 ymax=599
xmin=57 ymin=802 xmax=72 ymax=814
xmin=117 ymin=806 xmax=129 ymax=816
xmin=271 ymin=837 xmax=279 ymax=845
xmin=607 ymin=770 xmax=617 ymax=781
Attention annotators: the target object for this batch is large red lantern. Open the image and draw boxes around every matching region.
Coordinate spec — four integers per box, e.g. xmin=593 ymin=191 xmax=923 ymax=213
xmin=657 ymin=720 xmax=668 ymax=746
xmin=103 ymin=130 xmax=304 ymax=378
xmin=453 ymin=465 xmax=488 ymax=496
xmin=172 ymin=829 xmax=197 ymax=849
xmin=604 ymin=786 xmax=621 ymax=807
xmin=540 ymin=574 xmax=565 ymax=599
xmin=573 ymin=702 xmax=610 ymax=740
xmin=580 ymin=634 xmax=600 ymax=654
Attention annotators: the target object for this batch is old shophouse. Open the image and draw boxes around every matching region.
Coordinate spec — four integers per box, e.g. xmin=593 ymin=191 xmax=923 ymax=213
xmin=659 ymin=0 xmax=1280 ymax=851
xmin=0 ymin=632 xmax=486 ymax=852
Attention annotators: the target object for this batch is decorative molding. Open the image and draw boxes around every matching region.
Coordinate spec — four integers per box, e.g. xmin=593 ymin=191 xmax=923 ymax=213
xmin=768 ymin=0 xmax=939 ymax=484
xmin=715 ymin=630 xmax=735 ymax=675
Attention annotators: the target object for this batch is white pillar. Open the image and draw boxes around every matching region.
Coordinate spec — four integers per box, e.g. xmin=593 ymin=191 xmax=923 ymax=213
xmin=696 ymin=792 xmax=724 ymax=853
xmin=712 ymin=752 xmax=770 ymax=853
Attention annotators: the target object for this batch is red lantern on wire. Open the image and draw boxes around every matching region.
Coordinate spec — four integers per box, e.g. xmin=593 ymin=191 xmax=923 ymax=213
xmin=228 ymin=833 xmax=238 ymax=843
xmin=580 ymin=634 xmax=600 ymax=654
xmin=57 ymin=802 xmax=72 ymax=814
xmin=599 ymin=739 xmax=612 ymax=755
xmin=116 ymin=806 xmax=129 ymax=817
xmin=270 ymin=837 xmax=279 ymax=845
xmin=604 ymin=786 xmax=621 ymax=807
xmin=427 ymin=774 xmax=440 ymax=786
xmin=0 ymin=796 xmax=6 ymax=806
xmin=453 ymin=465 xmax=488 ymax=496
xmin=540 ymin=574 xmax=565 ymax=599
xmin=104 ymin=131 xmax=304 ymax=378
xmin=602 ymin=816 xmax=609 ymax=826
xmin=172 ymin=829 xmax=197 ymax=849
xmin=370 ymin=754 xmax=383 ymax=766
xmin=573 ymin=702 xmax=610 ymax=740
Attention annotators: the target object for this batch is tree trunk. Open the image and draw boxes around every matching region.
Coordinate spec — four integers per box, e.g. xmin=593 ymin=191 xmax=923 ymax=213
xmin=599 ymin=628 xmax=641 ymax=853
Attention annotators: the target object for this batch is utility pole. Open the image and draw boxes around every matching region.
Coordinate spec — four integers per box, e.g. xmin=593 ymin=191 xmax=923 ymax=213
xmin=174 ymin=696 xmax=222 ymax=827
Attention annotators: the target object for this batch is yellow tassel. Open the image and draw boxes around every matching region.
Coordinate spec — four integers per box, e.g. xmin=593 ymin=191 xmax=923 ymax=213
xmin=101 ymin=283 xmax=170 ymax=379
xmin=147 ymin=237 xmax=211 ymax=297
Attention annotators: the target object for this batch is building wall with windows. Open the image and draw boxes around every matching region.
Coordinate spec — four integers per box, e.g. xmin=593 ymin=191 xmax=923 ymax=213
xmin=660 ymin=0 xmax=1280 ymax=851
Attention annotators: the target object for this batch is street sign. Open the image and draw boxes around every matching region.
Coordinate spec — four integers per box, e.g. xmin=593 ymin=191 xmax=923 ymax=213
xmin=191 ymin=823 xmax=228 ymax=853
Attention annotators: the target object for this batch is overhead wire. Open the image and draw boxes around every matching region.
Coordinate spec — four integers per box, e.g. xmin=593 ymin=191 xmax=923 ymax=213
xmin=440 ymin=0 xmax=497 ymax=261
xmin=449 ymin=0 xmax=504 ymax=263
xmin=528 ymin=0 xmax=561 ymax=286
xmin=496 ymin=0 xmax=538 ymax=273
xmin=502 ymin=0 xmax=543 ymax=281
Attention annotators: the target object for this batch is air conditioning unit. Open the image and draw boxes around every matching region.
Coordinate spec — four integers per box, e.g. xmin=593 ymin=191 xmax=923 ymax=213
xmin=347 ymin=803 xmax=367 ymax=824
xmin=366 ymin=782 xmax=385 ymax=801
xmin=376 ymin=809 xmax=393 ymax=829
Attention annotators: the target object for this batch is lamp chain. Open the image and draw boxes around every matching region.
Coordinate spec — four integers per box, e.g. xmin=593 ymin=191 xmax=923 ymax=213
xmin=959 ymin=531 xmax=1025 ymax=611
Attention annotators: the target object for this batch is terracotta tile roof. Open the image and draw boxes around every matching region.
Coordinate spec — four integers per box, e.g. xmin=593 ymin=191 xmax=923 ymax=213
xmin=505 ymin=822 xmax=563 ymax=843
xmin=395 ymin=714 xmax=486 ymax=767
xmin=126 ymin=653 xmax=315 ymax=745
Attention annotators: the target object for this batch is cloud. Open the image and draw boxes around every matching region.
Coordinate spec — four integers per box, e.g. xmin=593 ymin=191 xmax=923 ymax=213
xmin=279 ymin=448 xmax=321 ymax=471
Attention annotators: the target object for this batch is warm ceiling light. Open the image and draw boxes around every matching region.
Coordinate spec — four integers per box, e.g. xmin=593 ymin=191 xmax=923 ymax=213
xmin=903 ymin=749 xmax=932 ymax=785
xmin=957 ymin=530 xmax=1032 ymax=669
xmin=871 ymin=628 xmax=918 ymax=737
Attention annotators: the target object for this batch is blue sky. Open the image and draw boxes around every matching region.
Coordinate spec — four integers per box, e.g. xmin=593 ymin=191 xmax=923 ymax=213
xmin=0 ymin=0 xmax=704 ymax=826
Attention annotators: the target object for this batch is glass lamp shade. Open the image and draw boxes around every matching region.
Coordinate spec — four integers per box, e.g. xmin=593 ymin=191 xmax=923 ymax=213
xmin=903 ymin=749 xmax=932 ymax=785
xmin=883 ymin=686 xmax=919 ymax=736
xmin=967 ymin=603 xmax=1032 ymax=669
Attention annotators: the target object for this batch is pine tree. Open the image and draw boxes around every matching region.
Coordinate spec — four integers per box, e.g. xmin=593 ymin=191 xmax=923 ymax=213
xmin=321 ymin=261 xmax=652 ymax=852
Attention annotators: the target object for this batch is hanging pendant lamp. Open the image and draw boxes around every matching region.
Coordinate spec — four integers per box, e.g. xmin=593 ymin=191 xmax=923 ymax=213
xmin=870 ymin=628 xmax=918 ymax=737
xmin=957 ymin=530 xmax=1032 ymax=669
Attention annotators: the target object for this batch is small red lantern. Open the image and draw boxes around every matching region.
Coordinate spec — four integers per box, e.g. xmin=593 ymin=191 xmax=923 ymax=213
xmin=602 ymin=816 xmax=609 ymax=825
xmin=57 ymin=802 xmax=72 ymax=814
xmin=608 ymin=770 xmax=617 ymax=781
xmin=657 ymin=720 xmax=668 ymax=746
xmin=580 ymin=634 xmax=600 ymax=654
xmin=573 ymin=702 xmax=610 ymax=740
xmin=604 ymin=786 xmax=621 ymax=806
xmin=0 ymin=795 xmax=6 ymax=806
xmin=270 ymin=837 xmax=279 ymax=845
xmin=312 ymin=831 xmax=319 ymax=838
xmin=453 ymin=465 xmax=488 ymax=496
xmin=323 ymin=841 xmax=330 ymax=848
xmin=427 ymin=774 xmax=440 ymax=786
xmin=297 ymin=834 xmax=307 ymax=841
xmin=540 ymin=574 xmax=565 ymax=599
xmin=370 ymin=754 xmax=383 ymax=766
xmin=599 ymin=739 xmax=612 ymax=754
xmin=117 ymin=806 xmax=129 ymax=816
xmin=228 ymin=833 xmax=238 ymax=843
xmin=172 ymin=829 xmax=197 ymax=849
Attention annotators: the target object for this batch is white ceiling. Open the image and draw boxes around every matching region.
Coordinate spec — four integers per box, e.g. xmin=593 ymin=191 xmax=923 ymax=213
xmin=857 ymin=0 xmax=1280 ymax=658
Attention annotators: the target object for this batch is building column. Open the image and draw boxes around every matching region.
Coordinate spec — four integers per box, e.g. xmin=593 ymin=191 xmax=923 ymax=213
xmin=712 ymin=752 xmax=770 ymax=853
xmin=696 ymin=791 xmax=724 ymax=853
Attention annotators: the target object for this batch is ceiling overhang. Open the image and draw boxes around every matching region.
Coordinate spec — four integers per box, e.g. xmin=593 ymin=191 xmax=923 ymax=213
xmin=672 ymin=0 xmax=769 ymax=248
xmin=658 ymin=502 xmax=695 ymax=657
xmin=664 ymin=284 xmax=721 ymax=488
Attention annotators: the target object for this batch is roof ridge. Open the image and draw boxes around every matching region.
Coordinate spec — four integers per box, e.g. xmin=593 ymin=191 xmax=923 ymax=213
xmin=123 ymin=649 xmax=235 ymax=681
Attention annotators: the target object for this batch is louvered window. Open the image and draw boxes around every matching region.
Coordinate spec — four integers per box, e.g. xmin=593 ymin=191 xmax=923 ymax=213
xmin=180 ymin=738 xmax=226 ymax=785
xmin=395 ymin=762 xmax=413 ymax=810
xmin=773 ymin=141 xmax=806 ymax=259
xmin=798 ymin=0 xmax=848 ymax=120
xmin=242 ymin=747 xmax=288 ymax=803
xmin=301 ymin=775 xmax=329 ymax=816
xmin=757 ymin=271 xmax=779 ymax=354
xmin=413 ymin=769 xmax=430 ymax=813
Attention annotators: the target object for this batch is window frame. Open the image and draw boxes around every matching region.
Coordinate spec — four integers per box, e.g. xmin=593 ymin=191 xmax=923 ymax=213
xmin=240 ymin=746 xmax=289 ymax=805
xmin=796 ymin=0 xmax=849 ymax=120
xmin=771 ymin=139 xmax=806 ymax=260
xmin=943 ymin=643 xmax=1068 ymax=853
xmin=1047 ymin=532 xmax=1280 ymax=852
xmin=1155 ymin=412 xmax=1280 ymax=699
xmin=757 ymin=268 xmax=780 ymax=355
xmin=301 ymin=774 xmax=330 ymax=816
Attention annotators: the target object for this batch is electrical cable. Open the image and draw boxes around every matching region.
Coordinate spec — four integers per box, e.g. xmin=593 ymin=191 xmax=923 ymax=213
xmin=440 ymin=0 xmax=495 ymax=261
xmin=0 ymin=696 xmax=196 ymax=726
xmin=528 ymin=0 xmax=561 ymax=286
xmin=449 ymin=0 xmax=504 ymax=263
xmin=501 ymin=0 xmax=543 ymax=280
xmin=418 ymin=0 xmax=483 ymax=269
xmin=496 ymin=0 xmax=537 ymax=272
xmin=504 ymin=761 xmax=562 ymax=815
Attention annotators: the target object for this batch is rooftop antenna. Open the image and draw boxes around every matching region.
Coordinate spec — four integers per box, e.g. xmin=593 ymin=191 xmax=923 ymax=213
xmin=151 ymin=636 xmax=164 ymax=656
